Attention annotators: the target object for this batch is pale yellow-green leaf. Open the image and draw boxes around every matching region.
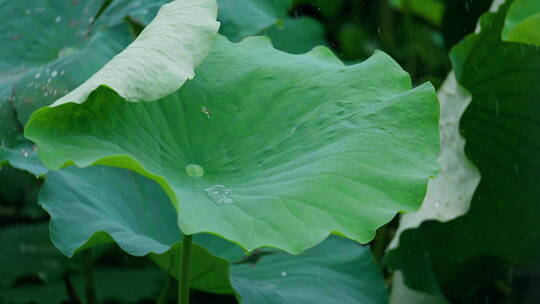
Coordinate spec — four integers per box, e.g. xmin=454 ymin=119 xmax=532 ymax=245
xmin=53 ymin=0 xmax=220 ymax=106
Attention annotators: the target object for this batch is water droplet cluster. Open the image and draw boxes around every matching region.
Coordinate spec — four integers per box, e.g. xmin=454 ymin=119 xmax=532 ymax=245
xmin=204 ymin=185 xmax=234 ymax=205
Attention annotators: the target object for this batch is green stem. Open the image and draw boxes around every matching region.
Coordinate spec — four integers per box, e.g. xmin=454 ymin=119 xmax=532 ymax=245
xmin=179 ymin=234 xmax=193 ymax=304
xmin=63 ymin=273 xmax=83 ymax=304
xmin=83 ymin=249 xmax=96 ymax=304
xmin=156 ymin=274 xmax=172 ymax=304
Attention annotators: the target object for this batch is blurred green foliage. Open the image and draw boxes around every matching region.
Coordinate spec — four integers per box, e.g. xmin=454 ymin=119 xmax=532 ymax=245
xmin=290 ymin=0 xmax=492 ymax=87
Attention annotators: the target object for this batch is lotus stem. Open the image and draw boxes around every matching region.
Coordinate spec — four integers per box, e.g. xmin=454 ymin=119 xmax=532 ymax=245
xmin=156 ymin=273 xmax=172 ymax=304
xmin=83 ymin=249 xmax=96 ymax=304
xmin=179 ymin=234 xmax=193 ymax=304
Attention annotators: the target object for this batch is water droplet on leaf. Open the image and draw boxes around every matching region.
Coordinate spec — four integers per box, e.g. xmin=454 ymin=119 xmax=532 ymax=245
xmin=205 ymin=185 xmax=234 ymax=205
xmin=185 ymin=164 xmax=204 ymax=177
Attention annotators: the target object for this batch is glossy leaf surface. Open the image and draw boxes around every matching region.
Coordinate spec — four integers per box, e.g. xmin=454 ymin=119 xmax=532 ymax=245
xmin=27 ymin=35 xmax=439 ymax=254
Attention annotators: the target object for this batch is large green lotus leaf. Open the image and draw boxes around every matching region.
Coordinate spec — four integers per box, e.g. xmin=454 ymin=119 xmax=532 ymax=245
xmin=387 ymin=2 xmax=540 ymax=301
xmin=41 ymin=166 xmax=389 ymax=303
xmin=39 ymin=165 xmax=233 ymax=293
xmin=502 ymin=0 xmax=540 ymax=46
xmin=39 ymin=166 xmax=178 ymax=257
xmin=27 ymin=35 xmax=439 ymax=254
xmin=51 ymin=0 xmax=219 ymax=106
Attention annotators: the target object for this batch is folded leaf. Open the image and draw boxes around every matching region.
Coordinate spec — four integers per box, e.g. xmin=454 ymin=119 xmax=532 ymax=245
xmin=52 ymin=0 xmax=220 ymax=106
